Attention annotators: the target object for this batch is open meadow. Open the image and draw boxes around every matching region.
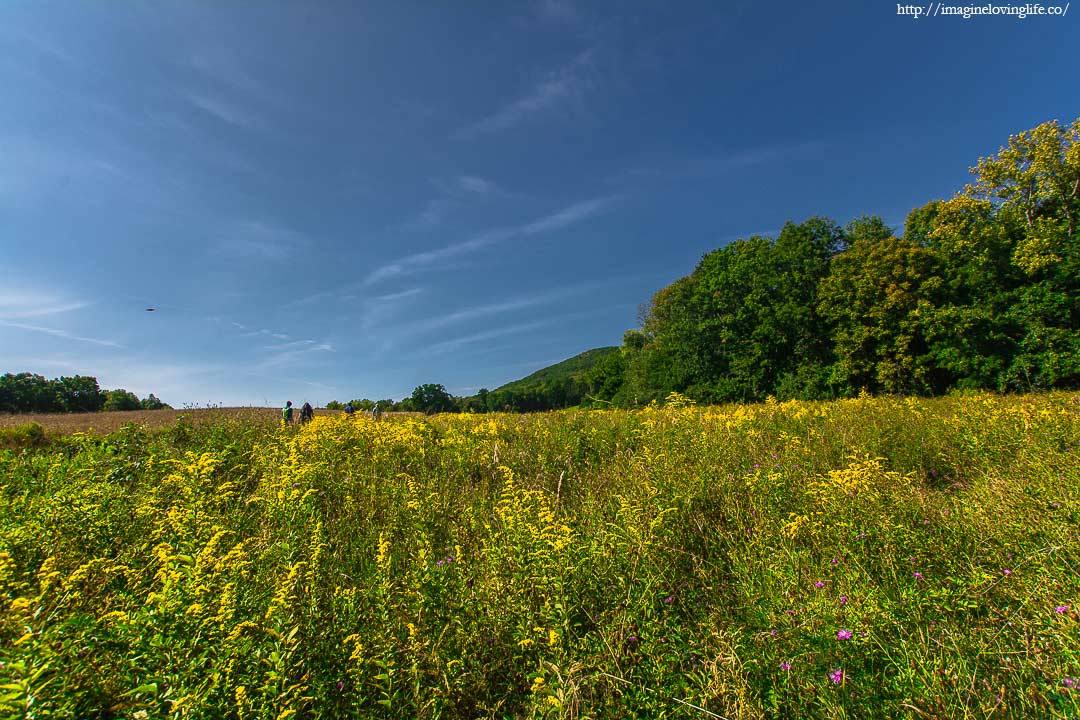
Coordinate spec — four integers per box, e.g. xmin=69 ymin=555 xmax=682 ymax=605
xmin=0 ymin=408 xmax=343 ymax=437
xmin=1 ymin=392 xmax=1078 ymax=718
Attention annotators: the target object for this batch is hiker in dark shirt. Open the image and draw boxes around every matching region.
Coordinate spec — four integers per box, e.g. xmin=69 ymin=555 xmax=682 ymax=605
xmin=300 ymin=402 xmax=315 ymax=424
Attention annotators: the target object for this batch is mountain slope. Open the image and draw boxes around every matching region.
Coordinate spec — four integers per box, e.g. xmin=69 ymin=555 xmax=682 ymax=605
xmin=494 ymin=347 xmax=618 ymax=393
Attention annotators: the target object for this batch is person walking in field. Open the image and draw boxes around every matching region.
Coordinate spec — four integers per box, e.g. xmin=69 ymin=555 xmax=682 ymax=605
xmin=300 ymin=402 xmax=314 ymax=424
xmin=282 ymin=400 xmax=294 ymax=425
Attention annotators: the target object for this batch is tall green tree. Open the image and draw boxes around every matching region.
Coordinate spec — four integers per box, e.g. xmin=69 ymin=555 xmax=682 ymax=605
xmin=104 ymin=389 xmax=142 ymax=411
xmin=818 ymin=235 xmax=942 ymax=395
xmin=55 ymin=375 xmax=105 ymax=412
xmin=409 ymin=383 xmax=456 ymax=415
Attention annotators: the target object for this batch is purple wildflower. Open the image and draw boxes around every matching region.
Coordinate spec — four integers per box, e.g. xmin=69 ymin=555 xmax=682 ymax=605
xmin=1002 ymin=568 xmax=1011 ymax=576
xmin=770 ymin=629 xmax=777 ymax=636
xmin=664 ymin=595 xmax=674 ymax=605
xmin=1055 ymin=605 xmax=1069 ymax=613
xmin=336 ymin=680 xmax=344 ymax=690
xmin=1064 ymin=678 xmax=1076 ymax=689
xmin=780 ymin=661 xmax=791 ymax=671
xmin=815 ymin=581 xmax=825 ymax=588
xmin=831 ymin=557 xmax=839 ymax=565
xmin=829 ymin=668 xmax=845 ymax=685
xmin=627 ymin=635 xmax=638 ymax=644
xmin=836 ymin=629 xmax=852 ymax=641
xmin=913 ymin=572 xmax=923 ymax=580
xmin=839 ymin=595 xmax=848 ymax=604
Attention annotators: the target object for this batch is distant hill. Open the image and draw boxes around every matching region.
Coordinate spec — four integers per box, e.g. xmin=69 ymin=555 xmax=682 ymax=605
xmin=494 ymin=347 xmax=619 ymax=393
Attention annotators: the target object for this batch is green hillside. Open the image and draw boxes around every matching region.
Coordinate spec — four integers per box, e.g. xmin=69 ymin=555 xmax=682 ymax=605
xmin=494 ymin=346 xmax=618 ymax=392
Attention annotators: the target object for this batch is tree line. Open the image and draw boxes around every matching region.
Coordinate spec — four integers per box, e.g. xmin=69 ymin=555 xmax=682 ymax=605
xmin=371 ymin=117 xmax=1077 ymax=412
xmin=0 ymin=373 xmax=169 ymax=414
xmin=325 ymin=380 xmax=591 ymax=415
xmin=589 ymin=118 xmax=1078 ymax=405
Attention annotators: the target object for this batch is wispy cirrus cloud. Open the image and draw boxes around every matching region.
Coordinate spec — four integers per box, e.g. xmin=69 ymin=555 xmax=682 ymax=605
xmin=405 ymin=174 xmax=498 ymax=229
xmin=454 ymin=48 xmax=599 ymax=139
xmin=403 ymin=283 xmax=598 ymax=336
xmin=182 ymin=89 xmax=264 ymax=130
xmin=368 ymin=195 xmax=615 ymax=284
xmin=0 ymin=290 xmax=90 ymax=320
xmin=425 ymin=319 xmax=554 ymax=355
xmin=256 ymin=341 xmax=335 ymax=371
xmin=606 ymin=139 xmax=827 ymax=190
xmin=422 ymin=302 xmax=629 ymax=355
xmin=215 ymin=220 xmax=307 ymax=261
xmin=0 ymin=321 xmax=124 ymax=349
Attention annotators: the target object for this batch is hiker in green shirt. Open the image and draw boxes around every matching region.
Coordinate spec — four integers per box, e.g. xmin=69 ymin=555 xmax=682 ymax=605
xmin=282 ymin=400 xmax=294 ymax=425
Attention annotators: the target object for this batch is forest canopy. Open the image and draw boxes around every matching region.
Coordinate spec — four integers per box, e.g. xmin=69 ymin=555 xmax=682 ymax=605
xmin=593 ymin=117 xmax=1080 ymax=406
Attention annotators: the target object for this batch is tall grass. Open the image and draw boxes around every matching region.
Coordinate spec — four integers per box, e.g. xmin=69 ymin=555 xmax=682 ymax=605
xmin=0 ymin=392 xmax=1077 ymax=718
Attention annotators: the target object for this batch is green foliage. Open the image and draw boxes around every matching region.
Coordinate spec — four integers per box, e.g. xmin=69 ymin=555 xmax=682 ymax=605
xmin=605 ymin=116 xmax=1080 ymax=405
xmin=630 ymin=218 xmax=842 ymax=404
xmin=104 ymin=389 xmax=142 ymax=412
xmin=1 ymin=372 xmax=169 ymax=414
xmin=53 ymin=375 xmax=105 ymax=413
xmin=478 ymin=347 xmax=617 ymax=412
xmin=1 ymin=393 xmax=1078 ymax=718
xmin=818 ymin=235 xmax=942 ymax=395
xmin=0 ymin=373 xmax=61 ymax=413
xmin=584 ymin=347 xmax=627 ymax=403
xmin=409 ymin=383 xmax=456 ymax=415
xmin=140 ymin=393 xmax=169 ymax=410
xmin=0 ymin=422 xmax=47 ymax=451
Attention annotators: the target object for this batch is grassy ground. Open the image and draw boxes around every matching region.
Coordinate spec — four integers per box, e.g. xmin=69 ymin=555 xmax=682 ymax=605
xmin=0 ymin=392 xmax=1077 ymax=718
xmin=0 ymin=407 xmax=416 ymax=436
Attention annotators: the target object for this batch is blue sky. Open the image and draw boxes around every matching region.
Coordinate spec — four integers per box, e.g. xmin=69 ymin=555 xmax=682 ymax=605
xmin=2 ymin=1 xmax=1077 ymax=407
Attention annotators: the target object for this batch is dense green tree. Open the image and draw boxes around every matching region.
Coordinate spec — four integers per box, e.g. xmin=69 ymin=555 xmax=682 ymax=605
xmin=584 ymin=350 xmax=627 ymax=404
xmin=0 ymin=373 xmax=59 ymax=413
xmin=818 ymin=236 xmax=942 ymax=395
xmin=104 ymin=389 xmax=142 ymax=411
xmin=409 ymin=383 xmax=456 ymax=415
xmin=140 ymin=394 xmax=169 ymax=410
xmin=631 ymin=217 xmax=843 ymax=403
xmin=55 ymin=375 xmax=105 ymax=412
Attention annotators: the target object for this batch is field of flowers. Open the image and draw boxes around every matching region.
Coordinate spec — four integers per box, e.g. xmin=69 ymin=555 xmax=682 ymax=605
xmin=0 ymin=392 xmax=1077 ymax=718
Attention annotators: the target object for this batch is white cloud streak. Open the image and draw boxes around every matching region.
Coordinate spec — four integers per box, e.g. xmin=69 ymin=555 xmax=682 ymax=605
xmin=1 ymin=321 xmax=124 ymax=348
xmin=454 ymin=49 xmax=598 ymax=139
xmin=215 ymin=220 xmax=306 ymax=261
xmin=0 ymin=291 xmax=89 ymax=320
xmin=367 ymin=196 xmax=615 ymax=285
